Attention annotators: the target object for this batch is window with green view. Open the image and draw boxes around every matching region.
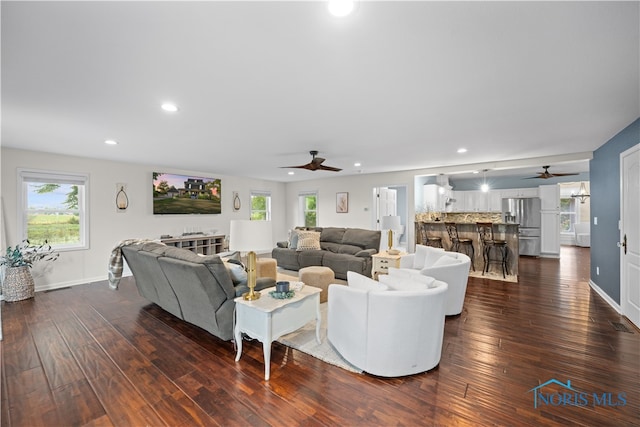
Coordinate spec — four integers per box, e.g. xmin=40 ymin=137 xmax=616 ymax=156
xmin=250 ymin=191 xmax=271 ymax=221
xmin=560 ymin=197 xmax=577 ymax=232
xmin=19 ymin=169 xmax=89 ymax=250
xmin=300 ymin=193 xmax=317 ymax=227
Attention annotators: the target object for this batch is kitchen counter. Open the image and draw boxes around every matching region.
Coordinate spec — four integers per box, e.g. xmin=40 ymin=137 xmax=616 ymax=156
xmin=415 ymin=221 xmax=519 ymax=276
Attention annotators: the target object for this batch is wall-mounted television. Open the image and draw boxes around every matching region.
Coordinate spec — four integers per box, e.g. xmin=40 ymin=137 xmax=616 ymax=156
xmin=153 ymin=172 xmax=222 ymax=215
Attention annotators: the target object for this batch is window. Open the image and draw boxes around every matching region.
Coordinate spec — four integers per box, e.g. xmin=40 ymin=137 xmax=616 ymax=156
xmin=18 ymin=169 xmax=89 ymax=250
xmin=559 ymin=197 xmax=577 ymax=233
xmin=250 ymin=191 xmax=271 ymax=221
xmin=299 ymin=192 xmax=317 ymax=227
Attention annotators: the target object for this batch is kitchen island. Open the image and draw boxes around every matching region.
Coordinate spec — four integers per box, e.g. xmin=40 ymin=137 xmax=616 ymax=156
xmin=416 ymin=220 xmax=520 ymax=276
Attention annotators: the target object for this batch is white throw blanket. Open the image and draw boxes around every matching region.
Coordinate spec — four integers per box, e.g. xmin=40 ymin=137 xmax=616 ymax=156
xmin=108 ymin=239 xmax=161 ymax=289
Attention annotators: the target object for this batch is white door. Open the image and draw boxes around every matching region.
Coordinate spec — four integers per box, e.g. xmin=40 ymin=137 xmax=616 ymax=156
xmin=620 ymin=144 xmax=640 ymax=328
xmin=378 ymin=187 xmax=397 ymax=218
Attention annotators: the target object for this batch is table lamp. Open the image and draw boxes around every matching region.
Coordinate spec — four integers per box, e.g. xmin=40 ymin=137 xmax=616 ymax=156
xmin=381 ymin=215 xmax=402 ymax=255
xmin=229 ymin=220 xmax=273 ymax=300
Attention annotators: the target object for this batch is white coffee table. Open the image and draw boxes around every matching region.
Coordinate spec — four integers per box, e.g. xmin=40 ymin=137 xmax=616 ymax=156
xmin=234 ymin=284 xmax=322 ymax=380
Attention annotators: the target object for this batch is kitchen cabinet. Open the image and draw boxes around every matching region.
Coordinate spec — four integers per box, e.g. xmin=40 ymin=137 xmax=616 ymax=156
xmin=539 ymin=184 xmax=560 ymax=210
xmin=500 ymin=187 xmax=539 ymax=198
xmin=539 ymin=184 xmax=560 ymax=257
xmin=424 ymin=184 xmax=452 ymax=212
xmin=464 ymin=191 xmax=488 ymax=212
xmin=488 ymin=190 xmax=503 ymax=212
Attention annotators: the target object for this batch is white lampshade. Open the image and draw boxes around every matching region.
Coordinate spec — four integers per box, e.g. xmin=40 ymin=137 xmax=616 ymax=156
xmin=229 ymin=220 xmax=273 ymax=252
xmin=381 ymin=215 xmax=401 ymax=231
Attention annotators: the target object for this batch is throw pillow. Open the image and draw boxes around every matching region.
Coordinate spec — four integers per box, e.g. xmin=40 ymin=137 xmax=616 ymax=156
xmin=223 ymin=261 xmax=247 ymax=284
xmin=288 ymin=229 xmax=300 ymax=250
xmin=379 ymin=274 xmax=436 ymax=291
xmin=413 ymin=244 xmax=445 ymax=269
xmin=432 ymin=255 xmax=461 ymax=267
xmin=296 ymin=231 xmax=321 ymax=251
xmin=347 ymin=271 xmax=388 ymax=292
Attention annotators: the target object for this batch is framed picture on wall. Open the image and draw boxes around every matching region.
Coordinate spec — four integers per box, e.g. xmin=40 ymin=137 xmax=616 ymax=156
xmin=336 ymin=192 xmax=349 ymax=213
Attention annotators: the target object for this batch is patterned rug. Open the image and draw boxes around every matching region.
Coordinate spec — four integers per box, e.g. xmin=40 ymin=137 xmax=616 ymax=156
xmin=276 ymin=303 xmax=363 ymax=374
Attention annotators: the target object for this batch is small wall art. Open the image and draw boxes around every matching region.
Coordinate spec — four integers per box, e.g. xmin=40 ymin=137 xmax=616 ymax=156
xmin=336 ymin=192 xmax=349 ymax=213
xmin=233 ymin=191 xmax=241 ymax=211
xmin=116 ymin=183 xmax=129 ymax=213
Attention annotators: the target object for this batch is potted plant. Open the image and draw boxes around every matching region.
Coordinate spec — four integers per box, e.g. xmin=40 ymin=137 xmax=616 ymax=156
xmin=1 ymin=240 xmax=59 ymax=302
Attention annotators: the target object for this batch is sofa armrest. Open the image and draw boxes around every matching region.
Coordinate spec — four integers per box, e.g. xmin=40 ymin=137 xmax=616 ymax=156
xmin=276 ymin=241 xmax=289 ymax=248
xmin=355 ymin=248 xmax=377 ymax=258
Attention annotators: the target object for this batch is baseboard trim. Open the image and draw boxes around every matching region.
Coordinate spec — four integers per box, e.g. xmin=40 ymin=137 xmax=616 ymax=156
xmin=589 ymin=279 xmax=622 ymax=314
xmin=34 ymin=271 xmax=133 ymax=293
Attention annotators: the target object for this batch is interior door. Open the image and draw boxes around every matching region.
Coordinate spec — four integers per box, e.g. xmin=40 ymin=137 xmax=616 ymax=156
xmin=378 ymin=188 xmax=397 ymax=218
xmin=620 ymin=144 xmax=640 ymax=328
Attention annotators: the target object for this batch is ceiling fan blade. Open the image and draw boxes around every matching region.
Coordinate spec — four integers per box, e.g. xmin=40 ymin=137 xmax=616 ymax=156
xmin=318 ymin=165 xmax=342 ymax=172
xmin=547 ymin=172 xmax=579 ymax=177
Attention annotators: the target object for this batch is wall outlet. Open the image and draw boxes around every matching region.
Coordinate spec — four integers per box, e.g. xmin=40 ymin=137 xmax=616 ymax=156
xmin=594 ymin=217 xmax=598 ymax=225
xmin=596 ymin=266 xmax=600 ymax=275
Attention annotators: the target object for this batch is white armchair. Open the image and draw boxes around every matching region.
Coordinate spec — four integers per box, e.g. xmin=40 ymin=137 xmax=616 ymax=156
xmin=574 ymin=223 xmax=591 ymax=247
xmin=396 ymin=244 xmax=471 ymax=316
xmin=327 ymin=272 xmax=448 ymax=377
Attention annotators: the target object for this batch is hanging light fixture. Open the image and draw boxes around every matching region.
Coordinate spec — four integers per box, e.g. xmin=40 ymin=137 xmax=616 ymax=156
xmin=480 ymin=169 xmax=490 ymax=192
xmin=571 ymin=182 xmax=590 ymax=204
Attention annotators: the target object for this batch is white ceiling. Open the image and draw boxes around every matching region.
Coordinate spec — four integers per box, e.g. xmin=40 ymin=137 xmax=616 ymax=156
xmin=2 ymin=1 xmax=638 ymax=182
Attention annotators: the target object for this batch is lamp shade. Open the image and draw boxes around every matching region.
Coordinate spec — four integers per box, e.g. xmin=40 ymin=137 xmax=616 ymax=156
xmin=381 ymin=215 xmax=401 ymax=231
xmin=229 ymin=220 xmax=273 ymax=252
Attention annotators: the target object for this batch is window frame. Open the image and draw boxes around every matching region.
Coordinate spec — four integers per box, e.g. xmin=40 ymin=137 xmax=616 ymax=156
xmin=18 ymin=168 xmax=90 ymax=251
xmin=250 ymin=190 xmax=271 ymax=221
xmin=559 ymin=197 xmax=578 ymax=233
xmin=299 ymin=191 xmax=318 ymax=227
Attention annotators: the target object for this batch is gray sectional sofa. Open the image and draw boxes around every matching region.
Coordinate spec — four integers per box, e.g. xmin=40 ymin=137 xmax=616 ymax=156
xmin=121 ymin=242 xmax=275 ymax=341
xmin=271 ymin=227 xmax=381 ymax=279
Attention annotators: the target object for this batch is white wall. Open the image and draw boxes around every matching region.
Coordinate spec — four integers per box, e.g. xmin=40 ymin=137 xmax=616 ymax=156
xmin=1 ymin=148 xmax=286 ymax=290
xmin=282 ymin=171 xmax=417 ymax=244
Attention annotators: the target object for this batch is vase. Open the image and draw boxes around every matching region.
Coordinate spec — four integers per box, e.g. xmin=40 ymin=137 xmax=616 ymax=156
xmin=2 ymin=266 xmax=35 ymax=302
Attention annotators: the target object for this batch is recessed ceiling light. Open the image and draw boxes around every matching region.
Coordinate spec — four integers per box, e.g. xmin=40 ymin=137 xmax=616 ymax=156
xmin=472 ymin=170 xmax=479 ymax=174
xmin=288 ymin=171 xmax=295 ymax=175
xmin=328 ymin=0 xmax=356 ymax=17
xmin=161 ymin=102 xmax=179 ymax=112
xmin=354 ymin=162 xmax=361 ymax=167
xmin=457 ymin=148 xmax=467 ymax=154
xmin=104 ymin=139 xmax=118 ymax=145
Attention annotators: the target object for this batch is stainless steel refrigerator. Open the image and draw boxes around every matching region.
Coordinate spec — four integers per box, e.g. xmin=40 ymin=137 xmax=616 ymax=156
xmin=502 ymin=197 xmax=542 ymax=256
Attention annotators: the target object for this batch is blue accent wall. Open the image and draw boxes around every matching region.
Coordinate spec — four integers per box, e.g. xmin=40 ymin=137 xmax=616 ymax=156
xmin=591 ymin=118 xmax=639 ymax=303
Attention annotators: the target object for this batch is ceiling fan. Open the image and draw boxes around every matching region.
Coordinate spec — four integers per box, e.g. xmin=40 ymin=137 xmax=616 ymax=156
xmin=524 ymin=165 xmax=579 ymax=179
xmin=281 ymin=150 xmax=342 ymax=172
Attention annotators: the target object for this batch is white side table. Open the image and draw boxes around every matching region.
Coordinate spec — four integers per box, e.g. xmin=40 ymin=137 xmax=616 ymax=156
xmin=234 ymin=284 xmax=322 ymax=380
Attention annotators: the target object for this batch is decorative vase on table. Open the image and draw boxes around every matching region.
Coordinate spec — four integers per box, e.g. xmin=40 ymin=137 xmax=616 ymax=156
xmin=2 ymin=266 xmax=36 ymax=302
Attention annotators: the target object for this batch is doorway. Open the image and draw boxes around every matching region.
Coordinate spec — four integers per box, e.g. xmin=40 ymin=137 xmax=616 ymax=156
xmin=620 ymin=144 xmax=639 ymax=328
xmin=372 ymin=185 xmax=408 ymax=252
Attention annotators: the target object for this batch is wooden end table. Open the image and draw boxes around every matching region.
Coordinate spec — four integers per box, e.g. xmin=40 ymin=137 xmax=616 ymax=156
xmin=234 ymin=284 xmax=322 ymax=380
xmin=371 ymin=251 xmax=408 ymax=280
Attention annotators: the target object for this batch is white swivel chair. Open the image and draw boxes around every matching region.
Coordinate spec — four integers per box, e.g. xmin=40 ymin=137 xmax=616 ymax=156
xmin=327 ymin=272 xmax=448 ymax=377
xmin=395 ymin=244 xmax=471 ymax=316
xmin=574 ymin=223 xmax=591 ymax=247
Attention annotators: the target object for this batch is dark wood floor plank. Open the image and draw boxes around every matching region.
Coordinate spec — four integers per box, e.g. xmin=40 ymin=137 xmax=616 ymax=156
xmin=2 ymin=246 xmax=639 ymax=426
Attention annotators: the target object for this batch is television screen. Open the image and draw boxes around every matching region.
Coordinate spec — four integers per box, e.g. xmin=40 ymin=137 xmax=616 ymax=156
xmin=153 ymin=172 xmax=222 ymax=214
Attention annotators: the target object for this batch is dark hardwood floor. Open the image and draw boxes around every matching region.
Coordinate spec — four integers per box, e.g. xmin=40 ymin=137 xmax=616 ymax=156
xmin=1 ymin=246 xmax=638 ymax=426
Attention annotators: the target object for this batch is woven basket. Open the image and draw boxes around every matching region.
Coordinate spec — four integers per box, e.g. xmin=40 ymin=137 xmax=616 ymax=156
xmin=2 ymin=266 xmax=35 ymax=302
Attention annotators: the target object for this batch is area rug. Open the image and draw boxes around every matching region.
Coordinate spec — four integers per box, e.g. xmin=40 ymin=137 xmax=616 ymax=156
xmin=276 ymin=303 xmax=363 ymax=374
xmin=468 ymin=270 xmax=518 ymax=283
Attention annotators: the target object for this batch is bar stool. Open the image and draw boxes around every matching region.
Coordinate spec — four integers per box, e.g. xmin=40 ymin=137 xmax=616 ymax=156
xmin=418 ymin=222 xmax=443 ymax=248
xmin=476 ymin=222 xmax=509 ymax=278
xmin=445 ymin=222 xmax=474 ymax=271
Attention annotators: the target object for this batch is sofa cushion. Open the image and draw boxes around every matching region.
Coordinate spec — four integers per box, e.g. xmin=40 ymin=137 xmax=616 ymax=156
xmin=296 ymin=231 xmax=321 ymax=251
xmin=338 ymin=244 xmax=362 ymax=255
xmin=223 ymin=261 xmax=247 ymax=284
xmin=320 ymin=241 xmax=342 ymax=253
xmin=320 ymin=227 xmax=346 ymax=244
xmin=347 ymin=271 xmax=388 ymax=292
xmin=342 ymin=228 xmax=381 ymax=251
